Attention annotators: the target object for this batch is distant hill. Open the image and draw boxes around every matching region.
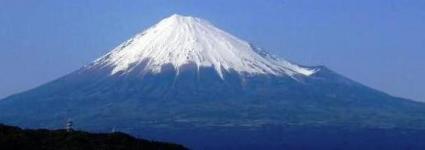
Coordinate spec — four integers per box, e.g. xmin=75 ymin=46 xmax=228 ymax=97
xmin=0 ymin=124 xmax=187 ymax=150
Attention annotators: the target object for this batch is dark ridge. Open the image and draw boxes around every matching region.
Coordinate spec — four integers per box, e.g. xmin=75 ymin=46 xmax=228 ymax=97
xmin=0 ymin=124 xmax=188 ymax=150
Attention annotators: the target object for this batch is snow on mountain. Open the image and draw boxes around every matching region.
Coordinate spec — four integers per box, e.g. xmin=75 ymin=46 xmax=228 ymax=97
xmin=90 ymin=14 xmax=317 ymax=79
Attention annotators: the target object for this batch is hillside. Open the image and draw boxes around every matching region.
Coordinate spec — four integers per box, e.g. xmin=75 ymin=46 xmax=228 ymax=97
xmin=0 ymin=124 xmax=187 ymax=150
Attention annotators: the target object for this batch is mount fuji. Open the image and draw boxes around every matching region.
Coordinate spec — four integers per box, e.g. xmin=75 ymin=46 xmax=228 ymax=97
xmin=1 ymin=14 xmax=425 ymax=149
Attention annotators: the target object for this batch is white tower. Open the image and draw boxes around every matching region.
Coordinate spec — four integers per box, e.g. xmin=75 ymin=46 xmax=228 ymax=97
xmin=66 ymin=119 xmax=73 ymax=132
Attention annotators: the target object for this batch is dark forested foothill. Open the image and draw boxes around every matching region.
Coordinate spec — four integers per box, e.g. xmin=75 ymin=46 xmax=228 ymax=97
xmin=0 ymin=124 xmax=187 ymax=150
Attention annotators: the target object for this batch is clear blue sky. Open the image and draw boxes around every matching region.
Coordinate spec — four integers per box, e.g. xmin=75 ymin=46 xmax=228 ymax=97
xmin=0 ymin=0 xmax=424 ymax=101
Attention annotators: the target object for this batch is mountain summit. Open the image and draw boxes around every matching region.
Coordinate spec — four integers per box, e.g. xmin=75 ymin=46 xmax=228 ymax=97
xmin=90 ymin=14 xmax=316 ymax=78
xmin=1 ymin=14 xmax=425 ymax=149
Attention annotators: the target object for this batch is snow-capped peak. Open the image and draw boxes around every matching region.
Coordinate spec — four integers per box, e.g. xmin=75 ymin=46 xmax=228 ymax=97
xmin=91 ymin=14 xmax=317 ymax=78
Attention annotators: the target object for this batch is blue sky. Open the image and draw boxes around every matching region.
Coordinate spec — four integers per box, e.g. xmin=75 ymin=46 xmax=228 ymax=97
xmin=0 ymin=0 xmax=424 ymax=101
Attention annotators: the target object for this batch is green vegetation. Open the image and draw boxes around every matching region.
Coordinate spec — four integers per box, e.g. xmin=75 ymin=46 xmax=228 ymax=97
xmin=0 ymin=124 xmax=187 ymax=150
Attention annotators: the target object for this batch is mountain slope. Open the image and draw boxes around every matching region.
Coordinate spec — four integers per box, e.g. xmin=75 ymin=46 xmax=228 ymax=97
xmin=1 ymin=14 xmax=425 ymax=149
